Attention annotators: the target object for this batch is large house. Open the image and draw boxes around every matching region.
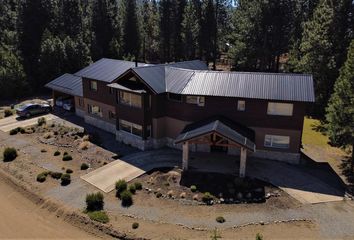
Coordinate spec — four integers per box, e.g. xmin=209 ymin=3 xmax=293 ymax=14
xmin=46 ymin=58 xmax=314 ymax=176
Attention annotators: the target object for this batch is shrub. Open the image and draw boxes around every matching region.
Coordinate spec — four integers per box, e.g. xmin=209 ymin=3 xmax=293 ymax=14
xmin=50 ymin=172 xmax=62 ymax=179
xmin=60 ymin=173 xmax=71 ymax=186
xmin=9 ymin=129 xmax=18 ymax=135
xmin=190 ymin=185 xmax=197 ymax=192
xmin=120 ymin=190 xmax=133 ymax=207
xmin=41 ymin=149 xmax=47 ymax=153
xmin=115 ymin=179 xmax=127 ymax=194
xmin=87 ymin=211 xmax=109 ymax=223
xmin=202 ymin=192 xmax=213 ymax=203
xmin=4 ymin=109 xmax=13 ymax=117
xmin=36 ymin=173 xmax=47 ymax=182
xmin=134 ymin=182 xmax=142 ymax=190
xmin=79 ymin=141 xmax=89 ymax=150
xmin=66 ymin=169 xmax=73 ymax=174
xmin=80 ymin=163 xmax=89 ymax=170
xmin=63 ymin=151 xmax=68 ymax=156
xmin=9 ymin=127 xmax=24 ymax=135
xmin=19 ymin=127 xmax=25 ymax=134
xmin=3 ymin=147 xmax=17 ymax=162
xmin=256 ymin=233 xmax=263 ymax=240
xmin=62 ymin=154 xmax=73 ymax=161
xmin=132 ymin=222 xmax=139 ymax=229
xmin=86 ymin=192 xmax=104 ymax=211
xmin=54 ymin=151 xmax=60 ymax=156
xmin=37 ymin=117 xmax=46 ymax=126
xmin=156 ymin=192 xmax=162 ymax=198
xmin=216 ymin=216 xmax=225 ymax=223
xmin=128 ymin=184 xmax=136 ymax=194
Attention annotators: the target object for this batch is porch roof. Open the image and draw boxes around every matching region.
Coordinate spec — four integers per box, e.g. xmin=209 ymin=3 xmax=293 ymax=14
xmin=175 ymin=118 xmax=256 ymax=152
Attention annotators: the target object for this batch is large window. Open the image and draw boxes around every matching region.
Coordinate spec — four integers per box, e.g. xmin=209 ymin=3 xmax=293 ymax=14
xmin=186 ymin=96 xmax=205 ymax=106
xmin=167 ymin=93 xmax=182 ymax=102
xmin=267 ymin=102 xmax=293 ymax=116
xmin=88 ymin=104 xmax=102 ymax=117
xmin=119 ymin=119 xmax=143 ymax=137
xmin=119 ymin=91 xmax=142 ymax=108
xmin=90 ymin=81 xmax=97 ymax=91
xmin=264 ymin=135 xmax=290 ymax=149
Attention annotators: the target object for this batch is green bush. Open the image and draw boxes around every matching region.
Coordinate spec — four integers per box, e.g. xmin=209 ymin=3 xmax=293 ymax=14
xmin=80 ymin=163 xmax=89 ymax=170
xmin=216 ymin=216 xmax=225 ymax=223
xmin=60 ymin=173 xmax=71 ymax=186
xmin=86 ymin=192 xmax=104 ymax=211
xmin=132 ymin=222 xmax=139 ymax=229
xmin=37 ymin=117 xmax=46 ymax=126
xmin=190 ymin=185 xmax=197 ymax=192
xmin=63 ymin=151 xmax=68 ymax=156
xmin=115 ymin=179 xmax=127 ymax=194
xmin=54 ymin=151 xmax=60 ymax=156
xmin=50 ymin=172 xmax=62 ymax=179
xmin=128 ymin=184 xmax=136 ymax=194
xmin=4 ymin=109 xmax=13 ymax=117
xmin=9 ymin=129 xmax=18 ymax=135
xmin=3 ymin=147 xmax=17 ymax=162
xmin=36 ymin=173 xmax=47 ymax=182
xmin=62 ymin=154 xmax=72 ymax=161
xmin=120 ymin=190 xmax=133 ymax=207
xmin=87 ymin=211 xmax=109 ymax=223
xmin=19 ymin=127 xmax=25 ymax=134
xmin=66 ymin=169 xmax=73 ymax=174
xmin=202 ymin=192 xmax=213 ymax=203
xmin=134 ymin=182 xmax=142 ymax=190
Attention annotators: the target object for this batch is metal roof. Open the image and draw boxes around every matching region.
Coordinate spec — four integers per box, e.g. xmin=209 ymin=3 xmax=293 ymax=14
xmin=75 ymin=58 xmax=150 ymax=83
xmin=107 ymin=83 xmax=146 ymax=94
xmin=45 ymin=73 xmax=83 ymax=97
xmin=131 ymin=60 xmax=208 ymax=93
xmin=164 ymin=69 xmax=315 ymax=102
xmin=175 ymin=119 xmax=256 ymax=151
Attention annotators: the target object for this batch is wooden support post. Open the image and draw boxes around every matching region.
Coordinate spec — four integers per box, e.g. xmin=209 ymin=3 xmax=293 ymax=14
xmin=239 ymin=147 xmax=247 ymax=178
xmin=182 ymin=142 xmax=189 ymax=171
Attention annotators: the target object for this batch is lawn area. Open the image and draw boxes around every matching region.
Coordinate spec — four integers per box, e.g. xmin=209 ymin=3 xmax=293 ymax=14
xmin=302 ymin=117 xmax=330 ymax=147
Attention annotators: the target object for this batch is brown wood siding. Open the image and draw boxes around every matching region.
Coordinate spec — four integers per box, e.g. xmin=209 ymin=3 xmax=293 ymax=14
xmin=82 ymin=78 xmax=116 ymax=106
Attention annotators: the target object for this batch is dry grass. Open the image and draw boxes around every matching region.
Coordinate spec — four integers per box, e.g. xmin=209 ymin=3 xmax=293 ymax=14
xmin=43 ymin=132 xmax=52 ymax=139
xmin=79 ymin=141 xmax=90 ymax=150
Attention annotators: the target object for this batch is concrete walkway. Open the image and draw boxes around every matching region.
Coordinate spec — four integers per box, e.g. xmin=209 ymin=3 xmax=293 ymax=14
xmin=0 ymin=114 xmax=58 ymax=132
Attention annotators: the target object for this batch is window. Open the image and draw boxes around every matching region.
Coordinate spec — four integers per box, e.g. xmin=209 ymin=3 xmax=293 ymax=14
xmin=119 ymin=119 xmax=143 ymax=137
xmin=88 ymin=104 xmax=102 ymax=117
xmin=186 ymin=96 xmax=205 ymax=106
xmin=237 ymin=100 xmax=245 ymax=111
xmin=167 ymin=93 xmax=182 ymax=102
xmin=90 ymin=81 xmax=97 ymax=91
xmin=119 ymin=91 xmax=142 ymax=108
xmin=78 ymin=98 xmax=84 ymax=107
xmin=267 ymin=102 xmax=293 ymax=116
xmin=264 ymin=135 xmax=290 ymax=149
xmin=109 ymin=111 xmax=116 ymax=119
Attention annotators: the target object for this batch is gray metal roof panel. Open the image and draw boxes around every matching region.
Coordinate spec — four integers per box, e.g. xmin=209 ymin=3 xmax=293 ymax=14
xmin=169 ymin=70 xmax=314 ymax=102
xmin=107 ymin=83 xmax=146 ymax=94
xmin=45 ymin=73 xmax=83 ymax=97
xmin=75 ymin=58 xmax=150 ymax=83
xmin=175 ymin=120 xmax=256 ymax=151
xmin=132 ymin=65 xmax=166 ymax=93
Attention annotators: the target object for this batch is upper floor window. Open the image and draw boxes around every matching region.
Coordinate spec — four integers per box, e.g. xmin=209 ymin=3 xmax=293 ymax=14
xmin=90 ymin=80 xmax=97 ymax=91
xmin=167 ymin=93 xmax=182 ymax=102
xmin=267 ymin=102 xmax=293 ymax=116
xmin=237 ymin=100 xmax=246 ymax=111
xmin=119 ymin=91 xmax=142 ymax=108
xmin=186 ymin=96 xmax=205 ymax=106
xmin=264 ymin=135 xmax=290 ymax=149
xmin=88 ymin=104 xmax=102 ymax=117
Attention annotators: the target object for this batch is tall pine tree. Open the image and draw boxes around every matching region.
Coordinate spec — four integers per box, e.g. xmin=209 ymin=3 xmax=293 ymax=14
xmin=122 ymin=0 xmax=140 ymax=60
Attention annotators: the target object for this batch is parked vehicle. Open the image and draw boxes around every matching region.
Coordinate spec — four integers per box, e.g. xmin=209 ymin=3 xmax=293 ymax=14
xmin=62 ymin=99 xmax=74 ymax=111
xmin=55 ymin=96 xmax=71 ymax=107
xmin=16 ymin=103 xmax=51 ymax=118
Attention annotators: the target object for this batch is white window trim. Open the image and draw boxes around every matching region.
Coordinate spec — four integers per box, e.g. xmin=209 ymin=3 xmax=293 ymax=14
xmin=237 ymin=100 xmax=246 ymax=111
xmin=264 ymin=134 xmax=290 ymax=149
xmin=186 ymin=96 xmax=205 ymax=107
xmin=88 ymin=104 xmax=102 ymax=117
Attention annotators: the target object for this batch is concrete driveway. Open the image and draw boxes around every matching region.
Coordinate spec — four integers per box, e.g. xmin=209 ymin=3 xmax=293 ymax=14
xmin=0 ymin=114 xmax=58 ymax=132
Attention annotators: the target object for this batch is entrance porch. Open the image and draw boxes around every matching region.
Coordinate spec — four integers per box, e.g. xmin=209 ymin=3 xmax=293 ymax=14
xmin=175 ymin=119 xmax=256 ymax=177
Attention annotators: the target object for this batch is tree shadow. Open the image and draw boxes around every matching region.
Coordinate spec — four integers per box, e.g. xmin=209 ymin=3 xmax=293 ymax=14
xmin=339 ymin=156 xmax=354 ymax=186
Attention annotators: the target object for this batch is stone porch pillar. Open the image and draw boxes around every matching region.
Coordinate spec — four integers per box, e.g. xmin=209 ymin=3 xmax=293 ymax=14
xmin=239 ymin=147 xmax=247 ymax=178
xmin=182 ymin=142 xmax=189 ymax=170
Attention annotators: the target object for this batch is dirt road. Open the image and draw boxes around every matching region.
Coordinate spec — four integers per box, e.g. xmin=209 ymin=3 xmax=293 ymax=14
xmin=0 ymin=177 xmax=97 ymax=239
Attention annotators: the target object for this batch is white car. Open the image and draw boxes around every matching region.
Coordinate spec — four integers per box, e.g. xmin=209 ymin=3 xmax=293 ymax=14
xmin=62 ymin=99 xmax=74 ymax=111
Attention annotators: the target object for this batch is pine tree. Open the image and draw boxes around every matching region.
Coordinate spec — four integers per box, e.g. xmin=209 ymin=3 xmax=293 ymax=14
xmin=200 ymin=0 xmax=216 ymax=65
xmin=326 ymin=40 xmax=354 ymax=171
xmin=295 ymin=0 xmax=337 ymax=117
xmin=181 ymin=1 xmax=200 ymax=60
xmin=122 ymin=0 xmax=140 ymax=59
xmin=159 ymin=0 xmax=173 ymax=62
